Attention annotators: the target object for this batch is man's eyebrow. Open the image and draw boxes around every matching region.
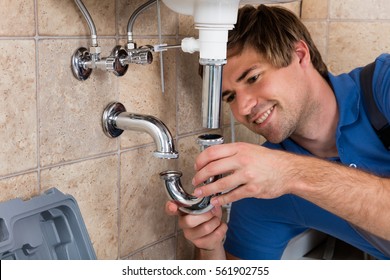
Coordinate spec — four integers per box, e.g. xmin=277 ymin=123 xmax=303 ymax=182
xmin=222 ymin=66 xmax=258 ymax=97
xmin=236 ymin=66 xmax=257 ymax=82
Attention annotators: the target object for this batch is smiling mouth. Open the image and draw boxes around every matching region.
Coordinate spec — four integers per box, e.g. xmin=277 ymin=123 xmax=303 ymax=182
xmin=253 ymin=106 xmax=274 ymax=125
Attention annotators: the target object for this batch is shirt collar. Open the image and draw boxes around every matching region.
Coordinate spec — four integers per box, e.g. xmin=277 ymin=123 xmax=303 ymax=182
xmin=328 ymin=71 xmax=361 ymax=129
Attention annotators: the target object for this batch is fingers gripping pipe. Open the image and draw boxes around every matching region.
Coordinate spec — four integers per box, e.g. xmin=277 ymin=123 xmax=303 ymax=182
xmin=160 ymin=134 xmax=224 ymax=214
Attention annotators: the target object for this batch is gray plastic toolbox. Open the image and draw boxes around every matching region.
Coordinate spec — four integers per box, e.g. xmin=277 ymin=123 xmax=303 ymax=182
xmin=0 ymin=188 xmax=96 ymax=260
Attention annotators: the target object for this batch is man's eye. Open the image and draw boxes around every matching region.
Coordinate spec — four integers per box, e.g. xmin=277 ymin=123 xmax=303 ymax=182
xmin=247 ymin=74 xmax=260 ymax=84
xmin=223 ymin=93 xmax=236 ymax=103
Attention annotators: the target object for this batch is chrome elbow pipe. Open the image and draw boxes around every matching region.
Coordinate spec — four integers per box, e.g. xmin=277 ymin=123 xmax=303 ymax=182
xmin=160 ymin=134 xmax=224 ymax=214
xmin=102 ymin=102 xmax=178 ymax=159
xmin=160 ymin=171 xmax=214 ymax=214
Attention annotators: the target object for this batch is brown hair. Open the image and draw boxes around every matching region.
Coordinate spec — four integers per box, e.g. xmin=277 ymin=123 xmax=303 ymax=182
xmin=228 ymin=5 xmax=328 ymax=79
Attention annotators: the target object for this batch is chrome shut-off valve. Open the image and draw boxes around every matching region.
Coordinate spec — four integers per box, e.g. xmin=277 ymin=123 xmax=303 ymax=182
xmin=71 ymin=45 xmax=153 ymax=80
xmin=71 ymin=0 xmax=154 ymax=81
xmin=160 ymin=134 xmax=224 ymax=214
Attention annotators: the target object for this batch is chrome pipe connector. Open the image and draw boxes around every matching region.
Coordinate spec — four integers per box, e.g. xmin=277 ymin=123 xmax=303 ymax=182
xmin=197 ymin=133 xmax=224 ymax=184
xmin=160 ymin=134 xmax=224 ymax=214
xmin=74 ymin=0 xmax=98 ymax=47
xmin=127 ymin=0 xmax=157 ymax=48
xmin=197 ymin=133 xmax=224 ymax=150
xmin=102 ymin=102 xmax=178 ymax=159
xmin=200 ymin=59 xmax=226 ymax=129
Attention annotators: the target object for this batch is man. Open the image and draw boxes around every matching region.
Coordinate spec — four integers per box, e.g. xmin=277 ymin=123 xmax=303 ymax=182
xmin=166 ymin=4 xmax=390 ymax=259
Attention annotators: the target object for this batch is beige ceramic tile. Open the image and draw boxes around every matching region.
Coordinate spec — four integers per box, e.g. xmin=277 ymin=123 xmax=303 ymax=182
xmin=267 ymin=0 xmax=302 ymax=16
xmin=282 ymin=0 xmax=302 ymax=15
xmin=0 ymin=173 xmax=38 ymax=203
xmin=126 ymin=237 xmax=176 ymax=260
xmin=179 ymin=15 xmax=197 ymax=37
xmin=302 ymin=0 xmax=328 ymax=19
xmin=302 ymin=21 xmax=328 ymax=62
xmin=0 ymin=40 xmax=37 ymax=177
xmin=118 ymin=39 xmax=177 ymax=149
xmin=327 ymin=22 xmax=390 ymax=74
xmin=117 ymin=0 xmax=177 ymax=36
xmin=119 ymin=146 xmax=176 ymax=257
xmin=330 ymin=0 xmax=390 ymax=20
xmin=224 ymin=124 xmax=264 ymax=145
xmin=177 ymin=51 xmax=204 ymax=134
xmin=0 ymin=0 xmax=35 ymax=36
xmin=38 ymin=39 xmax=117 ymax=166
xmin=40 ymin=155 xmax=119 ymax=259
xmin=38 ymin=0 xmax=115 ymax=36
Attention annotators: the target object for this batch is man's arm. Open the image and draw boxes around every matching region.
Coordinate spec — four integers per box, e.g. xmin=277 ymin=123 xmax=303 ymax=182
xmin=192 ymin=143 xmax=390 ymax=241
xmin=290 ymin=155 xmax=390 ymax=241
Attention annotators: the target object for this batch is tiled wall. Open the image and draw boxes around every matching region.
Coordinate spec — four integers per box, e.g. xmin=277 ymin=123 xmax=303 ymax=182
xmin=302 ymin=0 xmax=390 ymax=73
xmin=0 ymin=0 xmax=386 ymax=260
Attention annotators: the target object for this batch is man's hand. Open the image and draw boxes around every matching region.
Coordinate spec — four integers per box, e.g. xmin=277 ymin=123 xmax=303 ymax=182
xmin=192 ymin=142 xmax=293 ymax=206
xmin=165 ymin=201 xmax=228 ymax=259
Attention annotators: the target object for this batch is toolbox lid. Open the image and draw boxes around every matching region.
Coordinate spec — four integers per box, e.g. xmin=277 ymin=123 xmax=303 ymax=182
xmin=0 ymin=188 xmax=96 ymax=260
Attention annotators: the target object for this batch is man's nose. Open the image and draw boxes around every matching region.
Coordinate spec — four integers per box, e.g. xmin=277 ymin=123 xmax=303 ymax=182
xmin=236 ymin=90 xmax=256 ymax=116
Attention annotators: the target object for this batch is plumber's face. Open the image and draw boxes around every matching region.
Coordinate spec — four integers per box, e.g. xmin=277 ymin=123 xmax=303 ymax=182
xmin=222 ymin=46 xmax=309 ymax=143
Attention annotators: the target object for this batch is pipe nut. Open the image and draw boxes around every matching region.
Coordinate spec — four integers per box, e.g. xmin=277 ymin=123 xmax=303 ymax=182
xmin=89 ymin=46 xmax=101 ymax=55
xmin=126 ymin=42 xmax=137 ymax=51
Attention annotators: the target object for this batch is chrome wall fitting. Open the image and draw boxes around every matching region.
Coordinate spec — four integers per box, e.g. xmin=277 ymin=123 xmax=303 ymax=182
xmin=102 ymin=102 xmax=126 ymax=138
xmin=71 ymin=45 xmax=138 ymax=80
xmin=71 ymin=47 xmax=93 ymax=81
xmin=102 ymin=102 xmax=178 ymax=159
xmin=160 ymin=133 xmax=224 ymax=214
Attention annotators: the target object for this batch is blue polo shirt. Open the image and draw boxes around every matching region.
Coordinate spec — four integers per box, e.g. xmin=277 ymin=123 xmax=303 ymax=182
xmin=224 ymin=54 xmax=390 ymax=259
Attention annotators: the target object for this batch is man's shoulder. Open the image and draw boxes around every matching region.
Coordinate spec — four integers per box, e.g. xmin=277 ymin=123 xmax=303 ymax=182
xmin=376 ymin=53 xmax=390 ymax=62
xmin=262 ymin=140 xmax=307 ymax=154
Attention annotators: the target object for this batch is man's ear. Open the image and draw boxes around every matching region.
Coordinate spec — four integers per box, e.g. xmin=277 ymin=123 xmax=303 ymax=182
xmin=295 ymin=40 xmax=311 ymax=66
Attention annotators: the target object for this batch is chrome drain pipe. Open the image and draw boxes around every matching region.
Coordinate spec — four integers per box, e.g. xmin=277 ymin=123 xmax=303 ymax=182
xmin=160 ymin=134 xmax=224 ymax=214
